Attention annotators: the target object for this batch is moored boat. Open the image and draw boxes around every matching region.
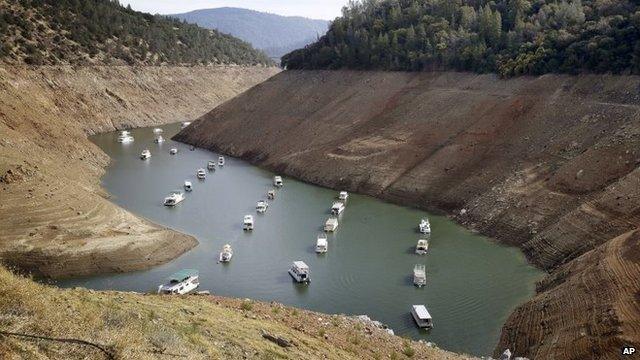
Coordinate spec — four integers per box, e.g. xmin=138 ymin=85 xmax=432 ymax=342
xmin=243 ymin=215 xmax=254 ymax=231
xmin=288 ymin=261 xmax=310 ymax=283
xmin=163 ymin=191 xmax=185 ymax=206
xmin=324 ymin=217 xmax=339 ymax=232
xmin=157 ymin=269 xmax=199 ymax=295
xmin=219 ymin=244 xmax=233 ymax=262
xmin=413 ymin=264 xmax=426 ymax=287
xmin=419 ymin=218 xmax=431 ymax=234
xmin=256 ymin=200 xmax=269 ymax=213
xmin=331 ymin=201 xmax=345 ymax=215
xmin=184 ymin=181 xmax=193 ymax=192
xmin=273 ymin=176 xmax=283 ymax=187
xmin=140 ymin=149 xmax=151 ymax=160
xmin=410 ymin=305 xmax=433 ymax=329
xmin=415 ymin=239 xmax=429 ymax=255
xmin=315 ymin=233 xmax=328 ymax=253
xmin=197 ymin=168 xmax=206 ymax=179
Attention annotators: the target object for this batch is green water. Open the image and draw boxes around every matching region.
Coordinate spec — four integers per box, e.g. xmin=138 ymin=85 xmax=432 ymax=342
xmin=56 ymin=123 xmax=543 ymax=356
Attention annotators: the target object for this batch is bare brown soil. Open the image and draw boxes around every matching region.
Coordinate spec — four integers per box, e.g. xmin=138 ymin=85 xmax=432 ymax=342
xmin=176 ymin=70 xmax=640 ymax=359
xmin=0 ymin=65 xmax=279 ymax=278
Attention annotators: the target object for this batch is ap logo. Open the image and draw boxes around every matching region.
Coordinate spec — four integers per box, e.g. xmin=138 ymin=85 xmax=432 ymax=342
xmin=622 ymin=346 xmax=636 ymax=356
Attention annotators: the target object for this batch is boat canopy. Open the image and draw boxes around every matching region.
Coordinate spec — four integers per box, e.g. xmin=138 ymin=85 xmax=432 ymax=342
xmin=168 ymin=269 xmax=198 ymax=282
xmin=412 ymin=305 xmax=432 ymax=320
xmin=293 ymin=261 xmax=309 ymax=270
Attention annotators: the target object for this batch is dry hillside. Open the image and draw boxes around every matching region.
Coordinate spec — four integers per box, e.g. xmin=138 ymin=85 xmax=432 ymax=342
xmin=175 ymin=70 xmax=640 ymax=359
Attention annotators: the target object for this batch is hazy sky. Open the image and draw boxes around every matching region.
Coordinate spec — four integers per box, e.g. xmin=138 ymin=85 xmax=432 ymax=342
xmin=123 ymin=1 xmax=349 ymax=20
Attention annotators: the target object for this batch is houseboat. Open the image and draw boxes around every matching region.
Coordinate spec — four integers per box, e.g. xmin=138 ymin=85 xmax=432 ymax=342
xmin=410 ymin=305 xmax=433 ymax=329
xmin=218 ymin=156 xmax=225 ymax=166
xmin=169 ymin=148 xmax=178 ymax=155
xmin=197 ymin=168 xmax=206 ymax=180
xmin=157 ymin=269 xmax=199 ymax=295
xmin=184 ymin=181 xmax=193 ymax=192
xmin=219 ymin=244 xmax=233 ymax=262
xmin=315 ymin=233 xmax=328 ymax=253
xmin=163 ymin=191 xmax=185 ymax=206
xmin=243 ymin=215 xmax=254 ymax=231
xmin=256 ymin=200 xmax=268 ymax=213
xmin=415 ymin=239 xmax=429 ymax=255
xmin=267 ymin=190 xmax=276 ymax=200
xmin=207 ymin=161 xmax=216 ymax=171
xmin=117 ymin=134 xmax=134 ymax=143
xmin=154 ymin=135 xmax=164 ymax=143
xmin=288 ymin=261 xmax=310 ymax=283
xmin=140 ymin=149 xmax=151 ymax=160
xmin=181 ymin=121 xmax=191 ymax=129
xmin=153 ymin=128 xmax=163 ymax=134
xmin=419 ymin=218 xmax=431 ymax=234
xmin=324 ymin=218 xmax=339 ymax=232
xmin=413 ymin=264 xmax=426 ymax=287
xmin=273 ymin=176 xmax=283 ymax=187
xmin=331 ymin=201 xmax=345 ymax=215
xmin=338 ymin=191 xmax=349 ymax=201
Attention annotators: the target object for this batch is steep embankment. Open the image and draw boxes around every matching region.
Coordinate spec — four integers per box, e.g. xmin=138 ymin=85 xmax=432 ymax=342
xmin=175 ymin=70 xmax=640 ymax=359
xmin=0 ymin=266 xmax=467 ymax=359
xmin=0 ymin=65 xmax=278 ymax=278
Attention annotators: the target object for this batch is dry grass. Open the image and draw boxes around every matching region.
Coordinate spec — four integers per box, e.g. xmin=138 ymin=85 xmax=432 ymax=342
xmin=0 ymin=266 xmax=470 ymax=360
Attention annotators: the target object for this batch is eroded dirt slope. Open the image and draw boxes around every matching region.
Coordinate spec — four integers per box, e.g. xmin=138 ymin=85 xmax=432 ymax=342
xmin=175 ymin=70 xmax=640 ymax=359
xmin=0 ymin=65 xmax=278 ymax=278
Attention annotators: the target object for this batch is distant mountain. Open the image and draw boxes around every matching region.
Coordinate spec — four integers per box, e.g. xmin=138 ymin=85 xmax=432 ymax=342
xmin=171 ymin=7 xmax=329 ymax=59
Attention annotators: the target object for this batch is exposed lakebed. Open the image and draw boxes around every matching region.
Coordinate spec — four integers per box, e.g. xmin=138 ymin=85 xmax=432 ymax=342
xmin=56 ymin=123 xmax=543 ymax=356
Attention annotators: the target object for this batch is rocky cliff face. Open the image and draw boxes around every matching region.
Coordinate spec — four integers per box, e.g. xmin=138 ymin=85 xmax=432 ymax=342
xmin=175 ymin=70 xmax=640 ymax=359
xmin=0 ymin=65 xmax=279 ymax=278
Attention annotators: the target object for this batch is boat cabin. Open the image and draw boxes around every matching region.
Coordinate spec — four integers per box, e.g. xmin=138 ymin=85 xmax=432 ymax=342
xmin=243 ymin=215 xmax=254 ymax=231
xmin=197 ymin=168 xmax=206 ymax=179
xmin=288 ymin=261 xmax=310 ymax=283
xmin=274 ymin=176 xmax=283 ymax=187
xmin=140 ymin=149 xmax=151 ymax=159
xmin=315 ymin=234 xmax=328 ymax=253
xmin=256 ymin=200 xmax=268 ymax=213
xmin=184 ymin=181 xmax=193 ymax=192
xmin=208 ymin=161 xmax=216 ymax=170
xmin=339 ymin=191 xmax=349 ymax=201
xmin=413 ymin=264 xmax=426 ymax=287
xmin=419 ymin=218 xmax=431 ymax=234
xmin=267 ymin=190 xmax=276 ymax=200
xmin=324 ymin=218 xmax=339 ymax=232
xmin=218 ymin=156 xmax=225 ymax=166
xmin=411 ymin=305 xmax=433 ymax=329
xmin=415 ymin=239 xmax=429 ymax=255
xmin=169 ymin=148 xmax=178 ymax=155
xmin=331 ymin=201 xmax=345 ymax=215
xmin=157 ymin=269 xmax=199 ymax=295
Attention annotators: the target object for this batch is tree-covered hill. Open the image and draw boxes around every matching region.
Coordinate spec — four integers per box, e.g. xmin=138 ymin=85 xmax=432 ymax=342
xmin=282 ymin=0 xmax=640 ymax=76
xmin=171 ymin=7 xmax=329 ymax=59
xmin=0 ymin=0 xmax=273 ymax=66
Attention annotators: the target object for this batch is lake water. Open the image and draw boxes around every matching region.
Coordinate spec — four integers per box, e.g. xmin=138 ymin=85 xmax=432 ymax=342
xmin=57 ymin=123 xmax=543 ymax=356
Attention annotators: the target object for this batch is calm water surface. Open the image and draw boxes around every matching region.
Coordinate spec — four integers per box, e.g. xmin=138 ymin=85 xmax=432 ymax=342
xmin=57 ymin=123 xmax=543 ymax=356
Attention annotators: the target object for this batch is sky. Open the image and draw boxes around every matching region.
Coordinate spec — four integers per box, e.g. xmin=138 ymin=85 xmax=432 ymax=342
xmin=123 ymin=0 xmax=349 ymax=20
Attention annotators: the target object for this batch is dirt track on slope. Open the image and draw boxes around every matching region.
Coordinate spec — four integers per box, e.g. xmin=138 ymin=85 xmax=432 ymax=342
xmin=175 ymin=70 xmax=640 ymax=359
xmin=0 ymin=65 xmax=279 ymax=278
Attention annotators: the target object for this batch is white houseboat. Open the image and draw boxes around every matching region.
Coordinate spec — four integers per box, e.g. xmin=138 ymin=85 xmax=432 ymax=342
xmin=117 ymin=134 xmax=134 ymax=143
xmin=154 ymin=135 xmax=164 ymax=143
xmin=140 ymin=149 xmax=151 ymax=160
xmin=339 ymin=191 xmax=349 ymax=201
xmin=207 ymin=161 xmax=216 ymax=171
xmin=267 ymin=190 xmax=276 ymax=200
xmin=415 ymin=239 xmax=429 ymax=255
xmin=120 ymin=130 xmax=130 ymax=136
xmin=419 ymin=218 xmax=431 ymax=234
xmin=219 ymin=244 xmax=233 ymax=262
xmin=413 ymin=264 xmax=426 ymax=287
xmin=243 ymin=215 xmax=254 ymax=231
xmin=324 ymin=217 xmax=339 ymax=232
xmin=157 ymin=269 xmax=199 ymax=295
xmin=256 ymin=200 xmax=269 ymax=213
xmin=331 ymin=201 xmax=345 ymax=215
xmin=288 ymin=261 xmax=310 ymax=283
xmin=181 ymin=121 xmax=191 ymax=129
xmin=197 ymin=168 xmax=206 ymax=179
xmin=153 ymin=128 xmax=163 ymax=134
xmin=315 ymin=233 xmax=328 ymax=253
xmin=163 ymin=191 xmax=185 ymax=206
xmin=273 ymin=176 xmax=283 ymax=187
xmin=410 ymin=305 xmax=433 ymax=329
xmin=218 ymin=156 xmax=225 ymax=166
xmin=169 ymin=148 xmax=178 ymax=155
xmin=184 ymin=181 xmax=193 ymax=192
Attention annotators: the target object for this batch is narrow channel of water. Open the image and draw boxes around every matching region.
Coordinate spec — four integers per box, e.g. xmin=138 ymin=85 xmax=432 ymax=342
xmin=56 ymin=123 xmax=543 ymax=356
